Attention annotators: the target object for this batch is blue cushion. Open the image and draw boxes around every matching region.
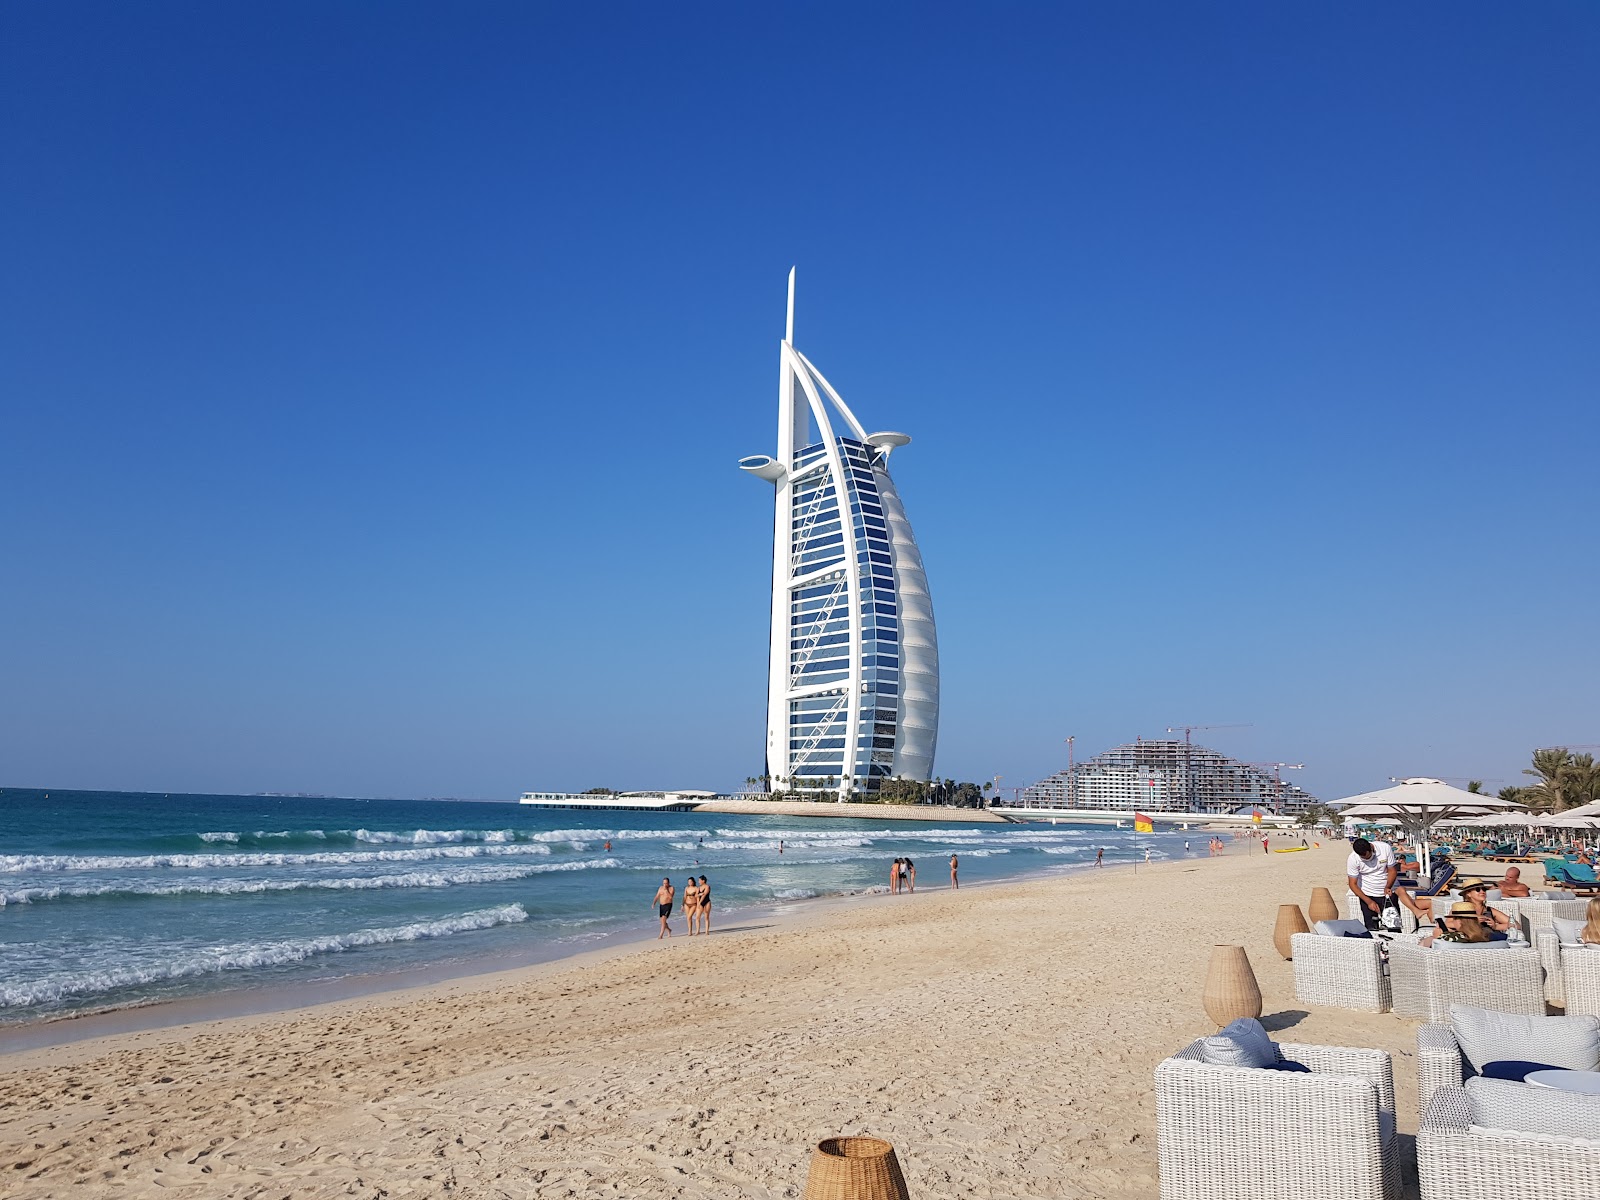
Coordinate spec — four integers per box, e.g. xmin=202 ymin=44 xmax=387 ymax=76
xmin=1200 ymin=1018 xmax=1279 ymax=1069
xmin=1481 ymin=1060 xmax=1564 ymax=1082
xmin=1261 ymin=1060 xmax=1311 ymax=1073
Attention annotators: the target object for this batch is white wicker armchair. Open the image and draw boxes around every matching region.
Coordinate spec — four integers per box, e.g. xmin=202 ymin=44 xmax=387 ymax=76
xmin=1565 ymin=948 xmax=1600 ymax=1016
xmin=1156 ymin=1039 xmax=1399 ymax=1200
xmin=1387 ymin=939 xmax=1546 ymax=1021
xmin=1290 ymin=931 xmax=1391 ymax=1012
xmin=1417 ymin=1084 xmax=1600 ymax=1200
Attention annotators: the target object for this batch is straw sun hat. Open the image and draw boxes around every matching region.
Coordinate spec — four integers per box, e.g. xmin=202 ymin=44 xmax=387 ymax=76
xmin=1446 ymin=902 xmax=1484 ymax=919
xmin=1455 ymin=878 xmax=1489 ymax=894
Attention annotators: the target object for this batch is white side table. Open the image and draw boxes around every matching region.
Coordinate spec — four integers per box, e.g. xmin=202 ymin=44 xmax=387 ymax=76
xmin=1525 ymin=1069 xmax=1600 ymax=1094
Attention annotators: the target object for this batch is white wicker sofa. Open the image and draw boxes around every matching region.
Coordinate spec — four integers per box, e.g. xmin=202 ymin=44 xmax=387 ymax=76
xmin=1156 ymin=1039 xmax=1399 ymax=1199
xmin=1291 ymin=928 xmax=1390 ymax=1013
xmin=1415 ymin=1007 xmax=1600 ymax=1113
xmin=1418 ymin=1080 xmax=1600 ymax=1200
xmin=1387 ymin=938 xmax=1546 ymax=1021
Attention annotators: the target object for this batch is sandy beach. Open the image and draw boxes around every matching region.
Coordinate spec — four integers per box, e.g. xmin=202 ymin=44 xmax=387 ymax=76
xmin=0 ymin=843 xmax=1419 ymax=1198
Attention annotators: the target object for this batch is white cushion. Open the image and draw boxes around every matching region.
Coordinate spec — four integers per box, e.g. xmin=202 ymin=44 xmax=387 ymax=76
xmin=1199 ymin=1018 xmax=1279 ymax=1069
xmin=1449 ymin=1005 xmax=1600 ymax=1073
xmin=1466 ymin=1076 xmax=1600 ymax=1141
xmin=1432 ymin=938 xmax=1510 ymax=950
xmin=1314 ymin=919 xmax=1369 ymax=938
xmin=1554 ymin=917 xmax=1586 ymax=944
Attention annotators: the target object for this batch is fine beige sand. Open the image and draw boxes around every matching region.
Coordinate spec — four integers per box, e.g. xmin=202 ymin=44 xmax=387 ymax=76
xmin=0 ymin=842 xmax=1420 ymax=1199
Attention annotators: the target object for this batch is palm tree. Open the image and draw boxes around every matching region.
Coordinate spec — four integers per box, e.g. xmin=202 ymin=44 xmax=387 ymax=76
xmin=1568 ymin=754 xmax=1600 ymax=808
xmin=1466 ymin=780 xmax=1483 ymax=794
xmin=1525 ymin=747 xmax=1576 ymax=812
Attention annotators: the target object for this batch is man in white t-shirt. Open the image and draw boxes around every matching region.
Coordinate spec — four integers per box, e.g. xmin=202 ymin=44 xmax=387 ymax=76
xmin=1345 ymin=837 xmax=1398 ymax=930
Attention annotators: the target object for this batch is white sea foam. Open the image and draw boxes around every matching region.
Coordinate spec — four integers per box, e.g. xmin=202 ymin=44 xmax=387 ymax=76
xmin=198 ymin=832 xmax=240 ymax=843
xmin=0 ymin=904 xmax=529 ymax=1009
xmin=675 ymin=838 xmax=873 ymax=852
xmin=772 ymin=888 xmax=819 ymax=900
xmin=0 ymin=843 xmax=557 ymax=873
xmin=0 ymin=859 xmax=618 ymax=906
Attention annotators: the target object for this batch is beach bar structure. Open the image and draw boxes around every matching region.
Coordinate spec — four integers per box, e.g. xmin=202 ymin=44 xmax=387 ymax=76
xmin=1009 ymin=739 xmax=1319 ymax=818
xmin=739 ymin=270 xmax=939 ymax=801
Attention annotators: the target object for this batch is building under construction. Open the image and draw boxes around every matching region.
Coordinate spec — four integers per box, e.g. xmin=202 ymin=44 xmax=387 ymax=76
xmin=1016 ymin=739 xmax=1319 ymax=816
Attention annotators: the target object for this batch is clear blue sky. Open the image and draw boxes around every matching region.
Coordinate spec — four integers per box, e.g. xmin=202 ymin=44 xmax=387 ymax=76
xmin=3 ymin=4 xmax=1596 ymax=802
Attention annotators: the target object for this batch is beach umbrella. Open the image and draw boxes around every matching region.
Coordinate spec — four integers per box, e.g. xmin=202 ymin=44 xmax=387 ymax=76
xmin=1332 ymin=777 xmax=1528 ymax=875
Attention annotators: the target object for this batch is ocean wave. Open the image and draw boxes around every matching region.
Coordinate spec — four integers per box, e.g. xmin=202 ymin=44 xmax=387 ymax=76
xmin=0 ymin=904 xmax=529 ymax=1009
xmin=673 ymin=838 xmax=873 ymax=852
xmin=0 ymin=860 xmax=618 ymax=906
xmin=0 ymin=843 xmax=558 ymax=873
xmin=772 ymin=888 xmax=820 ymax=900
xmin=959 ymin=848 xmax=1010 ymax=856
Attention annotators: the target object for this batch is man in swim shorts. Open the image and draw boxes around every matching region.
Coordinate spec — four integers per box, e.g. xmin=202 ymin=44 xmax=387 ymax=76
xmin=1094 ymin=847 xmax=1104 ymax=868
xmin=654 ymin=877 xmax=675 ymax=938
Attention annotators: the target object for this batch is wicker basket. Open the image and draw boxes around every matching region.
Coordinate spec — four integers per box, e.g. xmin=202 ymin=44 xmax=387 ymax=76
xmin=1273 ymin=903 xmax=1310 ymax=959
xmin=803 ymin=1136 xmax=910 ymax=1200
xmin=1309 ymin=886 xmax=1340 ymax=923
xmin=1202 ymin=944 xmax=1263 ymax=1027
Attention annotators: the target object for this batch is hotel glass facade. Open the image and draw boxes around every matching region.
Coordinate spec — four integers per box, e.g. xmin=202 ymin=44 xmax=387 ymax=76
xmin=740 ymin=272 xmax=938 ymax=799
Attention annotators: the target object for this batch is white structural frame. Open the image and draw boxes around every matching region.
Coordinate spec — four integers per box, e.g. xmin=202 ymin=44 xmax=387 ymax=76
xmin=739 ymin=269 xmax=938 ymax=799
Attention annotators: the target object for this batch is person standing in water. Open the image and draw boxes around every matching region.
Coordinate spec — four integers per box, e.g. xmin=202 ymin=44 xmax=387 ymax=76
xmin=1094 ymin=847 xmax=1104 ymax=868
xmin=697 ymin=874 xmax=711 ymax=934
xmin=949 ymin=854 xmax=959 ymax=889
xmin=654 ymin=877 xmax=675 ymax=939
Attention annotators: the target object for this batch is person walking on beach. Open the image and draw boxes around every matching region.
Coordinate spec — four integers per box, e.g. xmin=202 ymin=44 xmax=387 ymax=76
xmin=654 ymin=877 xmax=675 ymax=938
xmin=890 ymin=858 xmax=902 ymax=894
xmin=1094 ymin=847 xmax=1104 ymax=868
xmin=1261 ymin=835 xmax=1270 ymax=855
xmin=905 ymin=859 xmax=916 ymax=892
xmin=682 ymin=876 xmax=700 ymax=935
xmin=1144 ymin=848 xmax=1152 ymax=864
xmin=697 ymin=874 xmax=711 ymax=933
xmin=949 ymin=854 xmax=959 ymax=889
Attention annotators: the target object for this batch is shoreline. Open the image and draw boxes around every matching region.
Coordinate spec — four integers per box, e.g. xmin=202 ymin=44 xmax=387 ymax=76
xmin=0 ymin=854 xmax=1090 ymax=1055
xmin=0 ymin=843 xmax=1423 ymax=1200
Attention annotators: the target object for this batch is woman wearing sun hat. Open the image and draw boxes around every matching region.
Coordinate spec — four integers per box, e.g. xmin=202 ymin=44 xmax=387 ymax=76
xmin=1453 ymin=877 xmax=1513 ymax=934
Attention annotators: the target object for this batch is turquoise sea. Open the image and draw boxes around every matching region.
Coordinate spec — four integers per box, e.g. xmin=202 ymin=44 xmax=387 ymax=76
xmin=0 ymin=789 xmax=1201 ymax=1025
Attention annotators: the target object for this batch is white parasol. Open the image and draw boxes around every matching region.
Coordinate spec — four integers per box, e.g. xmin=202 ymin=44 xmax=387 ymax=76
xmin=1333 ymin=777 xmax=1529 ymax=875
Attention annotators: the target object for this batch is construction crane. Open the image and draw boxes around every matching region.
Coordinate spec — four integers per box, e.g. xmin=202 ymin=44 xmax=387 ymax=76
xmin=1166 ymin=723 xmax=1252 ymax=747
xmin=1166 ymin=725 xmax=1252 ymax=809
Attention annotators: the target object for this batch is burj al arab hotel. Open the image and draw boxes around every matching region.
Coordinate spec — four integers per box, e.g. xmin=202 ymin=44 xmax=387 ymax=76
xmin=739 ymin=271 xmax=939 ymax=800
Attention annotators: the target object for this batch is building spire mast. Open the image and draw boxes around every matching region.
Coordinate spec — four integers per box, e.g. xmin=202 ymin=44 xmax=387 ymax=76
xmin=785 ymin=266 xmax=796 ymax=345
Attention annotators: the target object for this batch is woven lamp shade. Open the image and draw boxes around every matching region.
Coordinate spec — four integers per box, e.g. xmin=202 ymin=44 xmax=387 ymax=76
xmin=1273 ymin=904 xmax=1310 ymax=959
xmin=1308 ymin=887 xmax=1340 ymax=923
xmin=803 ymin=1137 xmax=910 ymax=1200
xmin=1201 ymin=944 xmax=1263 ymax=1027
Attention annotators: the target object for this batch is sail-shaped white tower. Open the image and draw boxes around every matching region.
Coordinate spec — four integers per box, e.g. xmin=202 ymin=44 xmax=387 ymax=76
xmin=739 ymin=270 xmax=939 ymax=800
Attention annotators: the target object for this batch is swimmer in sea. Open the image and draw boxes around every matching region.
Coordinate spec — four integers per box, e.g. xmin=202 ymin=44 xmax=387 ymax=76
xmin=654 ymin=877 xmax=674 ymax=938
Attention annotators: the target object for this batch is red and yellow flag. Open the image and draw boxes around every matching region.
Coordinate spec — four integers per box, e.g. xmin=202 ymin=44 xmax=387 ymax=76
xmin=1251 ymin=809 xmax=1263 ymax=824
xmin=1134 ymin=812 xmax=1154 ymax=834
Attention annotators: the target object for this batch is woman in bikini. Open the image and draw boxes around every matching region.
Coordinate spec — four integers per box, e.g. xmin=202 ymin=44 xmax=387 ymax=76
xmin=697 ymin=874 xmax=711 ymax=934
xmin=681 ymin=876 xmax=700 ymax=935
